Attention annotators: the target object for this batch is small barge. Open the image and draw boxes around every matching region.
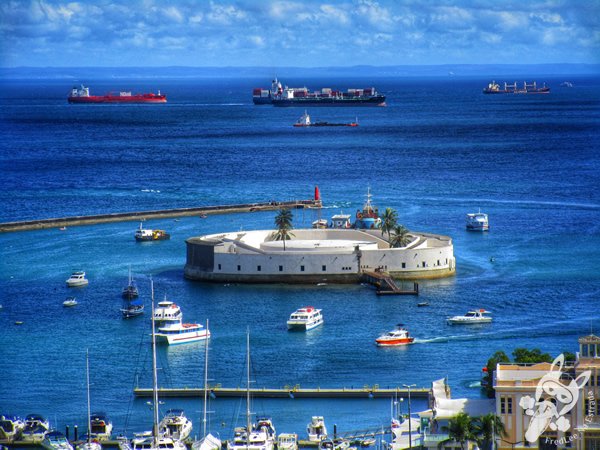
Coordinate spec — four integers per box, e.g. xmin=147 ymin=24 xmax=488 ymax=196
xmin=293 ymin=111 xmax=358 ymax=127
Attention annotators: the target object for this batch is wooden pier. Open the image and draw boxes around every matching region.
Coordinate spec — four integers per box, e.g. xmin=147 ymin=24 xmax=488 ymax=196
xmin=0 ymin=199 xmax=321 ymax=233
xmin=133 ymin=385 xmax=429 ymax=399
xmin=361 ymin=270 xmax=419 ymax=295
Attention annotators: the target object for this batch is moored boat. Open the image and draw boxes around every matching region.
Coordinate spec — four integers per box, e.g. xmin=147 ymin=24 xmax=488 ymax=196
xmin=122 ymin=267 xmax=139 ymax=299
xmin=278 ymin=433 xmax=298 ymax=450
xmin=330 ymin=213 xmax=352 ymax=229
xmin=68 ymin=85 xmax=167 ymax=103
xmin=66 ymin=271 xmax=89 ymax=287
xmin=89 ymin=413 xmax=113 ymax=441
xmin=121 ymin=298 xmax=144 ymax=318
xmin=307 ymin=416 xmax=328 ymax=442
xmin=353 ymin=187 xmax=381 ymax=229
xmin=287 ymin=306 xmax=324 ymax=331
xmin=41 ymin=430 xmax=74 ymax=450
xmin=466 ymin=210 xmax=489 ymax=231
xmin=447 ymin=309 xmax=492 ymax=325
xmin=135 ymin=223 xmax=170 ymax=242
xmin=312 ymin=219 xmax=328 ymax=229
xmin=0 ymin=415 xmax=25 ymax=442
xmin=20 ymin=414 xmax=49 ymax=443
xmin=159 ymin=409 xmax=193 ymax=441
xmin=375 ymin=324 xmax=415 ymax=347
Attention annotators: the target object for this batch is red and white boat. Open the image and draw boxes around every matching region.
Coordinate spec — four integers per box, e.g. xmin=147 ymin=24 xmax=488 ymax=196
xmin=68 ymin=85 xmax=167 ymax=103
xmin=375 ymin=325 xmax=415 ymax=346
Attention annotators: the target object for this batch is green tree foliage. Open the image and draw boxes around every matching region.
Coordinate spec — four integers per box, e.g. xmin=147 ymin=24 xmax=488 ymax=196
xmin=483 ymin=351 xmax=510 ymax=398
xmin=389 ymin=224 xmax=411 ymax=248
xmin=473 ymin=413 xmax=507 ymax=450
xmin=438 ymin=412 xmax=476 ymax=450
xmin=380 ymin=207 xmax=398 ymax=240
xmin=272 ymin=208 xmax=294 ymax=251
xmin=512 ymin=348 xmax=553 ymax=364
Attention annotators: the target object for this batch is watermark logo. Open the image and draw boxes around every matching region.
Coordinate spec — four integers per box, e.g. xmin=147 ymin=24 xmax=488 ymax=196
xmin=519 ymin=354 xmax=592 ymax=443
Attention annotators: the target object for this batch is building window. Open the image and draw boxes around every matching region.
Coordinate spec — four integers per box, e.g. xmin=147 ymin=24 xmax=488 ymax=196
xmin=237 ymin=265 xmax=241 ymax=271
xmin=500 ymin=398 xmax=506 ymax=414
xmin=402 ymin=262 xmax=406 ymax=269
xmin=218 ymin=264 xmax=221 ymax=270
xmin=300 ymin=265 xmax=305 ymax=272
xmin=322 ymin=265 xmax=327 ymax=271
xmin=507 ymin=398 xmax=513 ymax=414
xmin=422 ymin=261 xmax=427 ymax=268
xmin=437 ymin=259 xmax=440 ymax=266
xmin=257 ymin=265 xmax=261 ymax=272
xmin=279 ymin=265 xmax=283 ymax=272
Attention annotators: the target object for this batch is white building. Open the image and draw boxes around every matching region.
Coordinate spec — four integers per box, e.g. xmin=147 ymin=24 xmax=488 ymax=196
xmin=185 ymin=228 xmax=455 ymax=283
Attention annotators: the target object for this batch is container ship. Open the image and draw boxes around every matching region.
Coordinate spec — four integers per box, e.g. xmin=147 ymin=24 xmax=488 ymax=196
xmin=68 ymin=85 xmax=167 ymax=103
xmin=483 ymin=81 xmax=550 ymax=94
xmin=253 ymin=78 xmax=385 ymax=106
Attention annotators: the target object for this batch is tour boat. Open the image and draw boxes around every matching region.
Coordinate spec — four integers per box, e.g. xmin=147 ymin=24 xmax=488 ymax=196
xmin=66 ymin=271 xmax=89 ymax=287
xmin=20 ymin=414 xmax=50 ymax=443
xmin=307 ymin=416 xmax=328 ymax=442
xmin=287 ymin=306 xmax=324 ymax=331
xmin=159 ymin=409 xmax=193 ymax=441
xmin=375 ymin=325 xmax=415 ymax=346
xmin=41 ymin=430 xmax=74 ymax=450
xmin=466 ymin=210 xmax=489 ymax=231
xmin=447 ymin=309 xmax=492 ymax=325
xmin=135 ymin=222 xmax=170 ymax=242
xmin=63 ymin=297 xmax=78 ymax=307
xmin=154 ymin=300 xmax=210 ymax=345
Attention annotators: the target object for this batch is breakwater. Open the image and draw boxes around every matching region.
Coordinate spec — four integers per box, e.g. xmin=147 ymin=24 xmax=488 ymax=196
xmin=0 ymin=199 xmax=321 ymax=233
xmin=133 ymin=385 xmax=429 ymax=399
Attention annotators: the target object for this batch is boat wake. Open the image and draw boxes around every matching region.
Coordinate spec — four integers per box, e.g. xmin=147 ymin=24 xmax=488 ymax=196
xmin=141 ymin=189 xmax=161 ymax=193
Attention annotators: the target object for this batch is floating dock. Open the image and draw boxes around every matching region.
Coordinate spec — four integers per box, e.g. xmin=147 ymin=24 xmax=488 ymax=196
xmin=361 ymin=271 xmax=419 ymax=295
xmin=133 ymin=385 xmax=429 ymax=399
xmin=0 ymin=199 xmax=321 ymax=233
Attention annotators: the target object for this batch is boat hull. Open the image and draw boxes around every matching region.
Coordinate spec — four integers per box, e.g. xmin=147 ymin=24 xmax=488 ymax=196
xmin=287 ymin=319 xmax=324 ymax=331
xmin=272 ymin=96 xmax=385 ymax=107
xmin=375 ymin=338 xmax=414 ymax=346
xmin=466 ymin=224 xmax=489 ymax=231
xmin=135 ymin=234 xmax=170 ymax=242
xmin=446 ymin=318 xmax=492 ymax=325
xmin=66 ymin=280 xmax=88 ymax=287
xmin=156 ymin=328 xmax=210 ymax=345
xmin=68 ymin=95 xmax=166 ymax=104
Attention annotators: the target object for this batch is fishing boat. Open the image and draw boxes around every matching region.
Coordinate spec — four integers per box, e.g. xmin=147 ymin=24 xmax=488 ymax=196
xmin=353 ymin=187 xmax=381 ymax=229
xmin=191 ymin=320 xmax=221 ymax=450
xmin=122 ymin=267 xmax=139 ymax=299
xmin=375 ymin=325 xmax=415 ymax=347
xmin=66 ymin=271 xmax=89 ymax=287
xmin=466 ymin=210 xmax=489 ymax=231
xmin=307 ymin=416 xmax=328 ymax=442
xmin=76 ymin=350 xmax=102 ymax=450
xmin=68 ymin=85 xmax=167 ymax=103
xmin=118 ymin=283 xmax=187 ymax=450
xmin=447 ymin=309 xmax=492 ymax=325
xmin=121 ymin=297 xmax=144 ymax=318
xmin=20 ymin=414 xmax=50 ymax=443
xmin=42 ymin=430 xmax=74 ymax=450
xmin=287 ymin=306 xmax=324 ymax=331
xmin=63 ymin=297 xmax=78 ymax=307
xmin=0 ymin=414 xmax=25 ymax=441
xmin=154 ymin=300 xmax=210 ymax=345
xmin=135 ymin=223 xmax=170 ymax=242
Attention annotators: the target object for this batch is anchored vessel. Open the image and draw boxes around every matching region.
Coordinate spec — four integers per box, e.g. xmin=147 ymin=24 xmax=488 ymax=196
xmin=483 ymin=81 xmax=550 ymax=94
xmin=293 ymin=111 xmax=358 ymax=127
xmin=466 ymin=211 xmax=489 ymax=231
xmin=68 ymin=85 xmax=167 ymax=103
xmin=287 ymin=306 xmax=324 ymax=331
xmin=446 ymin=309 xmax=492 ymax=325
xmin=135 ymin=222 xmax=170 ymax=242
xmin=153 ymin=299 xmax=210 ymax=345
xmin=66 ymin=271 xmax=88 ymax=287
xmin=254 ymin=78 xmax=385 ymax=106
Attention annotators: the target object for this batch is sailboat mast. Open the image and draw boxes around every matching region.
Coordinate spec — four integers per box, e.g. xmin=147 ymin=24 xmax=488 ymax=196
xmin=151 ymin=281 xmax=160 ymax=446
xmin=86 ymin=349 xmax=92 ymax=444
xmin=246 ymin=331 xmax=251 ymax=450
xmin=202 ymin=319 xmax=209 ymax=439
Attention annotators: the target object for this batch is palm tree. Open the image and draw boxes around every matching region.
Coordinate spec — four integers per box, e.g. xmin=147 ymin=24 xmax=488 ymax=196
xmin=473 ymin=414 xmax=506 ymax=450
xmin=380 ymin=207 xmax=398 ymax=241
xmin=273 ymin=208 xmax=294 ymax=251
xmin=389 ymin=224 xmax=410 ymax=248
xmin=438 ymin=413 xmax=476 ymax=450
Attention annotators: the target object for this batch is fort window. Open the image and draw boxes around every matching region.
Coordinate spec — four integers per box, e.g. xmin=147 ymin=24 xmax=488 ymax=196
xmin=422 ymin=261 xmax=427 ymax=268
xmin=300 ymin=265 xmax=305 ymax=272
xmin=237 ymin=265 xmax=241 ymax=271
xmin=322 ymin=265 xmax=327 ymax=271
xmin=437 ymin=260 xmax=440 ymax=266
xmin=402 ymin=263 xmax=406 ymax=269
xmin=279 ymin=265 xmax=283 ymax=272
xmin=218 ymin=264 xmax=221 ymax=270
xmin=257 ymin=265 xmax=261 ymax=272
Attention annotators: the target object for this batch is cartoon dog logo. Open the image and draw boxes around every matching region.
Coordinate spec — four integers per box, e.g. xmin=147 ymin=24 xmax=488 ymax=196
xmin=520 ymin=354 xmax=591 ymax=443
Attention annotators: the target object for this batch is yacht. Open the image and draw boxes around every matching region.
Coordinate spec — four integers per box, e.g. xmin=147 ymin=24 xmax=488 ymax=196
xmin=287 ymin=307 xmax=324 ymax=331
xmin=375 ymin=325 xmax=415 ymax=347
xmin=0 ymin=414 xmax=25 ymax=441
xmin=446 ymin=309 xmax=492 ymax=325
xmin=20 ymin=414 xmax=50 ymax=443
xmin=154 ymin=300 xmax=210 ymax=345
xmin=42 ymin=430 xmax=74 ymax=450
xmin=66 ymin=271 xmax=88 ymax=287
xmin=466 ymin=211 xmax=489 ymax=231
xmin=307 ymin=416 xmax=328 ymax=442
xmin=159 ymin=409 xmax=193 ymax=441
xmin=89 ymin=413 xmax=113 ymax=441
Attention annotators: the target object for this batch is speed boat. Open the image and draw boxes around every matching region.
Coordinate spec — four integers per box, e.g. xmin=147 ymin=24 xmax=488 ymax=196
xmin=0 ymin=414 xmax=25 ymax=442
xmin=287 ymin=306 xmax=324 ymax=331
xmin=66 ymin=271 xmax=88 ymax=287
xmin=41 ymin=430 xmax=74 ymax=450
xmin=20 ymin=414 xmax=50 ymax=443
xmin=375 ymin=325 xmax=415 ymax=346
xmin=466 ymin=210 xmax=489 ymax=231
xmin=447 ymin=309 xmax=492 ymax=325
xmin=63 ymin=297 xmax=78 ymax=307
xmin=307 ymin=416 xmax=328 ymax=442
xmin=159 ymin=409 xmax=193 ymax=441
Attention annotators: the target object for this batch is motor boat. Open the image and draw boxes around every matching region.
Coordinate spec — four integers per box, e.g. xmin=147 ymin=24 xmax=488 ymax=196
xmin=312 ymin=219 xmax=328 ymax=229
xmin=466 ymin=210 xmax=489 ymax=231
xmin=41 ymin=430 xmax=74 ymax=450
xmin=307 ymin=416 xmax=328 ymax=442
xmin=278 ymin=433 xmax=298 ymax=450
xmin=159 ymin=409 xmax=193 ymax=441
xmin=89 ymin=412 xmax=113 ymax=441
xmin=66 ymin=271 xmax=88 ymax=287
xmin=20 ymin=414 xmax=50 ymax=443
xmin=447 ymin=309 xmax=492 ymax=325
xmin=153 ymin=297 xmax=183 ymax=326
xmin=319 ymin=438 xmax=350 ymax=450
xmin=287 ymin=306 xmax=324 ymax=331
xmin=63 ymin=297 xmax=78 ymax=307
xmin=154 ymin=298 xmax=210 ymax=345
xmin=0 ymin=414 xmax=25 ymax=442
xmin=375 ymin=325 xmax=415 ymax=346
xmin=330 ymin=213 xmax=352 ymax=229
xmin=135 ymin=222 xmax=170 ymax=242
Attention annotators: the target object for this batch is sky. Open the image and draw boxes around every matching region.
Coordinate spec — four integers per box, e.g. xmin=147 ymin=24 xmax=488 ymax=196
xmin=1 ymin=0 xmax=599 ymax=68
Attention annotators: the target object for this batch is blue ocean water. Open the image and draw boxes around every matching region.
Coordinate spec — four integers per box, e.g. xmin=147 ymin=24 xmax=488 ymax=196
xmin=1 ymin=75 xmax=600 ymax=439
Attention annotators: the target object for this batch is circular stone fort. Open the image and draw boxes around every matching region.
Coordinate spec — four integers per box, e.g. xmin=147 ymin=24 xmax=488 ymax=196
xmin=185 ymin=228 xmax=455 ymax=283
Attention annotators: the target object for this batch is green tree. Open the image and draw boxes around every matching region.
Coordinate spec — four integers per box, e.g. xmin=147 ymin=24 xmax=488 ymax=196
xmin=389 ymin=225 xmax=410 ymax=248
xmin=380 ymin=207 xmax=398 ymax=240
xmin=512 ymin=348 xmax=552 ymax=364
xmin=272 ymin=208 xmax=294 ymax=251
xmin=563 ymin=351 xmax=576 ymax=363
xmin=483 ymin=351 xmax=510 ymax=398
xmin=438 ymin=413 xmax=476 ymax=450
xmin=473 ymin=413 xmax=507 ymax=450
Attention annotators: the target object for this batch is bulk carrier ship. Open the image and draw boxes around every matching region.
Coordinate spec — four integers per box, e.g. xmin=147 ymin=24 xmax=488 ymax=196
xmin=253 ymin=78 xmax=386 ymax=106
xmin=483 ymin=81 xmax=550 ymax=94
xmin=68 ymin=85 xmax=167 ymax=103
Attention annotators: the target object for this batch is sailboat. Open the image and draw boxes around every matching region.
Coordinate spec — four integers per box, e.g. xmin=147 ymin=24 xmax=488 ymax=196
xmin=76 ymin=350 xmax=102 ymax=450
xmin=121 ymin=267 xmax=143 ymax=318
xmin=122 ymin=267 xmax=139 ymax=299
xmin=191 ymin=320 xmax=221 ymax=450
xmin=119 ymin=281 xmax=187 ymax=450
xmin=226 ymin=332 xmax=276 ymax=450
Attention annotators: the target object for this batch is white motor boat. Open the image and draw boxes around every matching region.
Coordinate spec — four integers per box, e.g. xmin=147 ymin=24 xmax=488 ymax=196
xmin=42 ymin=430 xmax=74 ymax=450
xmin=20 ymin=414 xmax=50 ymax=443
xmin=312 ymin=219 xmax=328 ymax=229
xmin=159 ymin=409 xmax=193 ymax=441
xmin=287 ymin=306 xmax=324 ymax=331
xmin=154 ymin=300 xmax=210 ymax=345
xmin=0 ymin=415 xmax=25 ymax=442
xmin=66 ymin=271 xmax=88 ymax=287
xmin=447 ymin=309 xmax=492 ymax=325
xmin=307 ymin=416 xmax=328 ymax=442
xmin=466 ymin=211 xmax=489 ymax=231
xmin=63 ymin=297 xmax=78 ymax=307
xmin=278 ymin=434 xmax=298 ymax=450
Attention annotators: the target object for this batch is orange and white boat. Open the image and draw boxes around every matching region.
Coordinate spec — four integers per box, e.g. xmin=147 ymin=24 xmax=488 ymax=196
xmin=375 ymin=325 xmax=414 ymax=346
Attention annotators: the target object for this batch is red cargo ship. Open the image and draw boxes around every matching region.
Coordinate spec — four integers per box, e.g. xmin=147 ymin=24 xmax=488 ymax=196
xmin=68 ymin=85 xmax=167 ymax=103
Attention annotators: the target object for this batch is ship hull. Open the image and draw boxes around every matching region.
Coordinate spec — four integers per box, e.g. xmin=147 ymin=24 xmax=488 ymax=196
xmin=253 ymin=97 xmax=273 ymax=105
xmin=272 ymin=96 xmax=385 ymax=106
xmin=68 ymin=95 xmax=167 ymax=104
